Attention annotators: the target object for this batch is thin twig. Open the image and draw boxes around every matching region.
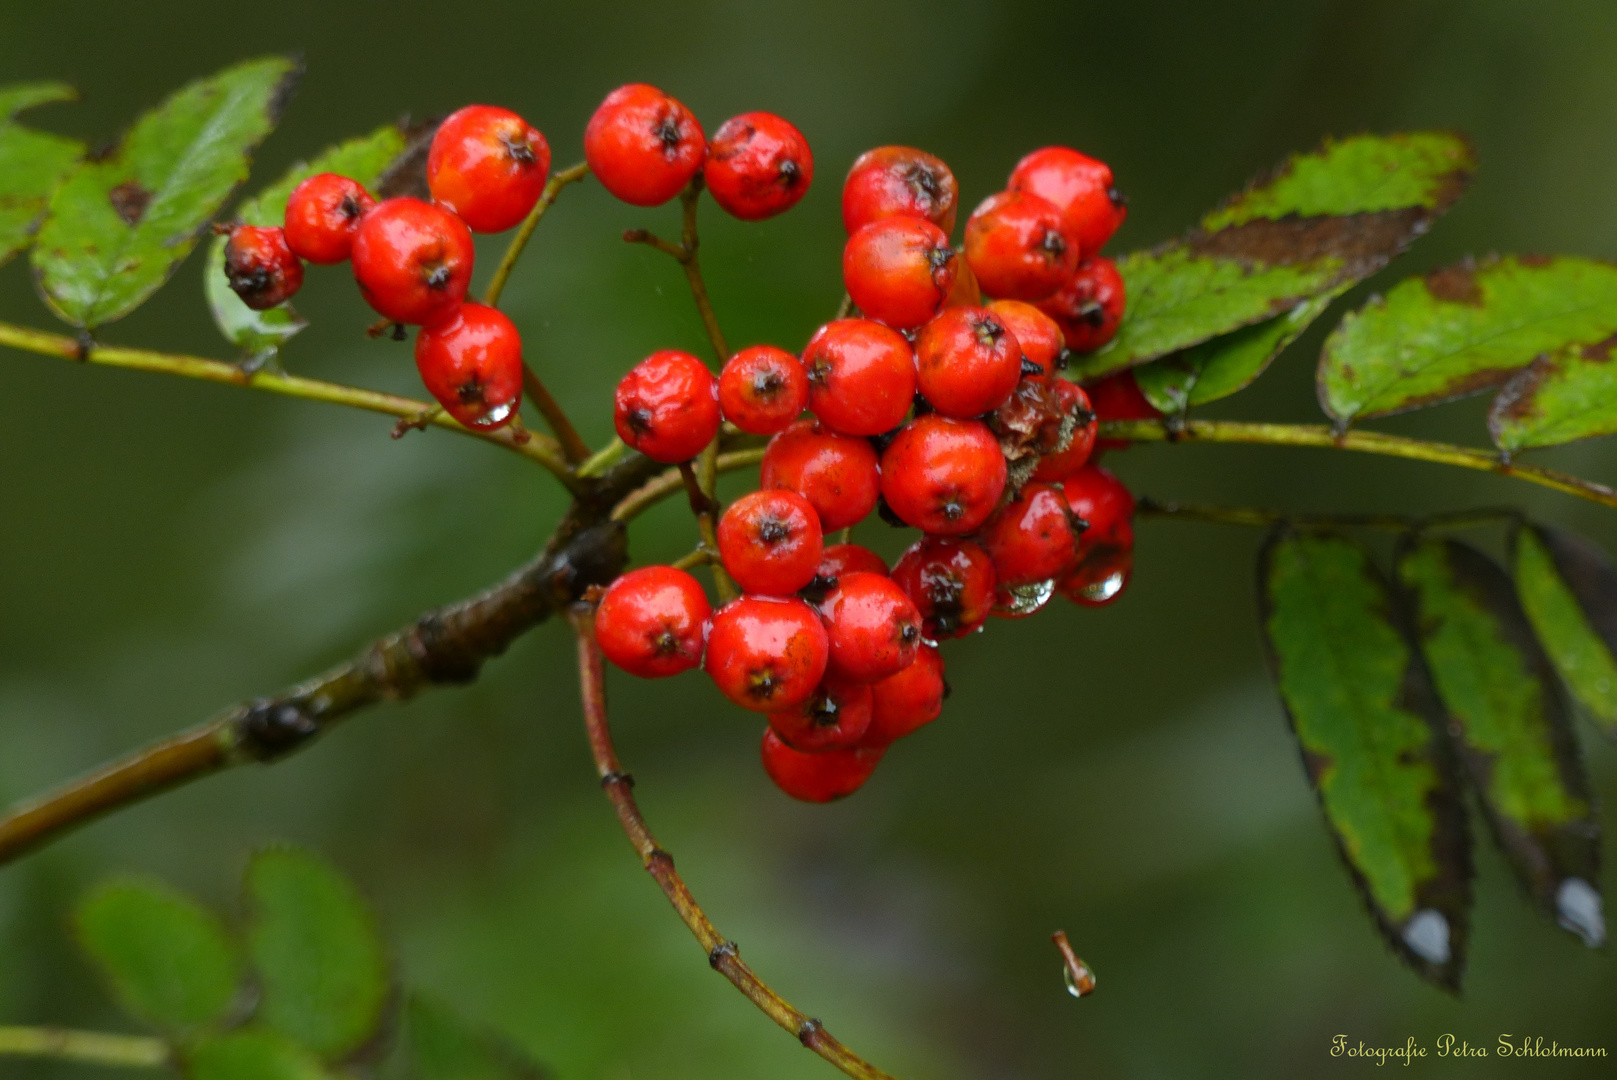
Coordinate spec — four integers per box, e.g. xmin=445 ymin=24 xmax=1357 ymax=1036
xmin=1135 ymin=497 xmax=1524 ymax=533
xmin=0 ymin=321 xmax=582 ymax=493
xmin=483 ymin=161 xmax=590 ymax=307
xmin=521 ymin=361 xmax=591 ymax=464
xmin=1051 ymin=932 xmax=1096 ymax=998
xmin=1103 ymin=419 xmax=1617 ymax=511
xmin=670 ymin=547 xmax=715 ymax=572
xmin=622 ymin=177 xmax=730 ymax=363
xmin=610 ymin=448 xmax=765 ymax=523
xmin=567 ymin=605 xmax=901 ymax=1080
xmin=679 ymin=459 xmax=738 ymax=601
xmin=0 ymin=1026 xmax=168 ymax=1069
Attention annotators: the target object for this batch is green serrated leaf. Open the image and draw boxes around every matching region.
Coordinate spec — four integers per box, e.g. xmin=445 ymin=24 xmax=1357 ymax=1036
xmin=1135 ymin=292 xmax=1337 ymax=413
xmin=1397 ymin=538 xmax=1602 ymax=947
xmin=1513 ymin=523 xmax=1617 ymax=742
xmin=1318 ymin=255 xmax=1617 ymax=424
xmin=186 ymin=1029 xmax=331 ymax=1080
xmin=1488 ymin=336 xmax=1617 ymax=453
xmin=245 ymin=847 xmax=389 ymax=1060
xmin=75 ymin=877 xmax=240 ymax=1030
xmin=406 ymin=994 xmax=549 ymax=1080
xmin=1071 ymin=131 xmax=1472 ymax=381
xmin=1258 ymin=529 xmax=1471 ymax=989
xmin=0 ymin=82 xmax=82 ymax=268
xmin=31 ymin=56 xmax=300 ymax=329
xmin=204 ymin=121 xmax=408 ymax=359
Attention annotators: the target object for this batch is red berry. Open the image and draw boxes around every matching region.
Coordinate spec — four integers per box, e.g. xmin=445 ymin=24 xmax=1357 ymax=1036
xmin=891 ymin=536 xmax=996 ymax=639
xmin=1058 ymin=519 xmax=1134 ymax=606
xmin=802 ymin=319 xmax=916 ymax=436
xmin=1037 ymin=256 xmax=1125 ymax=354
xmin=351 ymin=198 xmax=474 ymax=326
xmin=815 ymin=543 xmax=888 ymax=582
xmin=614 ymin=350 xmax=720 ymax=464
xmin=760 ymin=419 xmax=881 ymax=531
xmin=980 ymin=482 xmax=1079 ymax=587
xmin=705 ymin=596 xmax=829 ymax=712
xmin=760 ymin=729 xmax=884 ymax=803
xmin=427 ymin=105 xmax=551 ymax=233
xmin=987 ymin=299 xmax=1066 ymax=375
xmin=717 ymin=489 xmax=824 ymax=596
xmin=703 ymin=112 xmax=813 ymax=221
xmin=1083 ymin=368 xmax=1159 ymax=452
xmin=861 ymin=643 xmax=946 ymax=746
xmin=914 ymin=306 xmax=1023 ymax=418
xmin=879 ymin=415 xmax=1007 ymax=535
xmin=819 ymin=571 xmax=922 ymax=684
xmin=768 ymin=677 xmax=872 ymax=752
xmin=283 ymin=174 xmax=375 ymax=264
xmin=990 ymin=578 xmax=1057 ymax=620
xmin=1008 ymin=146 xmax=1127 ymax=256
xmin=843 ymin=217 xmax=957 ymax=331
xmin=414 ymin=302 xmax=525 ymax=430
xmin=946 ymin=257 xmax=983 ymax=309
xmin=842 ymin=146 xmax=959 ymax=236
xmin=1061 ymin=464 xmax=1135 ymax=549
xmin=224 ymin=225 xmax=303 ymax=310
xmin=1031 ymin=378 xmax=1098 ymax=481
xmin=963 ymin=190 xmax=1077 ymax=302
xmin=718 ymin=345 xmax=808 ymax=435
xmin=595 ymin=566 xmax=711 ymax=678
xmin=584 ymin=84 xmax=706 ymax=207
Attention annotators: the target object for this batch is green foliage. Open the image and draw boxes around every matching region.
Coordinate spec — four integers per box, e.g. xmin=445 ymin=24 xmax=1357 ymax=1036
xmin=31 ymin=56 xmax=299 ymax=328
xmin=75 ymin=877 xmax=240 ymax=1030
xmin=1258 ymin=530 xmax=1469 ymax=989
xmin=1071 ymin=130 xmax=1472 ymax=382
xmin=1318 ymin=256 xmax=1617 ymax=424
xmin=205 ymin=122 xmax=411 ymax=361
xmin=245 ymin=847 xmax=391 ymax=1060
xmin=405 ymin=994 xmax=550 ymax=1080
xmin=1489 ymin=337 xmax=1617 ymax=453
xmin=1513 ymin=524 xmax=1617 ymax=741
xmin=1396 ymin=538 xmax=1602 ymax=946
xmin=185 ymin=1030 xmax=332 ymax=1080
xmin=0 ymin=81 xmax=82 ymax=267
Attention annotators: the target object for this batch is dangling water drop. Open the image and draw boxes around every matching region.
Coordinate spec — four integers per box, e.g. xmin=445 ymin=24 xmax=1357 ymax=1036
xmin=1078 ymin=569 xmax=1125 ymax=603
xmin=1062 ymin=960 xmax=1096 ymax=998
xmin=995 ymin=578 xmax=1055 ymax=617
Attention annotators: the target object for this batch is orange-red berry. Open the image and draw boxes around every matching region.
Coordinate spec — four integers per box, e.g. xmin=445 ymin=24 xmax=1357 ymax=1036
xmin=802 ymin=318 xmax=916 ymax=436
xmin=703 ymin=111 xmax=813 ymax=221
xmin=980 ymin=482 xmax=1079 ymax=587
xmin=963 ymin=190 xmax=1077 ymax=302
xmin=705 ymin=596 xmax=829 ymax=713
xmin=819 ymin=571 xmax=923 ymax=684
xmin=842 ymin=145 xmax=958 ymax=236
xmin=1031 ymin=378 xmax=1099 ymax=481
xmin=351 ymin=198 xmax=474 ymax=326
xmin=595 ymin=566 xmax=712 ymax=678
xmin=614 ymin=350 xmax=720 ymax=463
xmin=760 ymin=419 xmax=881 ymax=531
xmin=717 ymin=489 xmax=824 ymax=596
xmin=427 ymin=105 xmax=551 ymax=233
xmin=987 ymin=299 xmax=1066 ymax=376
xmin=760 ymin=729 xmax=884 ymax=803
xmin=1061 ymin=464 xmax=1135 ymax=549
xmin=584 ymin=84 xmax=706 ymax=207
xmin=224 ymin=225 xmax=303 ymax=310
xmin=413 ymin=302 xmax=525 ymax=430
xmin=843 ymin=217 xmax=957 ymax=331
xmin=283 ymin=174 xmax=374 ymax=264
xmin=768 ymin=677 xmax=873 ymax=752
xmin=718 ymin=344 xmax=808 ymax=435
xmin=861 ymin=643 xmax=946 ymax=746
xmin=914 ymin=306 xmax=1023 ymax=418
xmin=891 ymin=536 xmax=996 ymax=639
xmin=1037 ymin=256 xmax=1125 ymax=354
xmin=1008 ymin=146 xmax=1127 ymax=256
xmin=879 ymin=415 xmax=1007 ymax=535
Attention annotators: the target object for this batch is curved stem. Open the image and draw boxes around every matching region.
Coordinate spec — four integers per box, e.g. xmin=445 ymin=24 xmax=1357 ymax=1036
xmin=623 ymin=177 xmax=729 ymax=363
xmin=520 ymin=361 xmax=591 ymax=464
xmin=680 ymin=458 xmax=739 ymax=602
xmin=1103 ymin=419 xmax=1617 ymax=511
xmin=0 ymin=1026 xmax=168 ymax=1069
xmin=610 ymin=448 xmax=765 ymax=524
xmin=0 ymin=321 xmax=583 ymax=494
xmin=482 ymin=161 xmax=590 ymax=308
xmin=567 ymin=605 xmax=900 ymax=1080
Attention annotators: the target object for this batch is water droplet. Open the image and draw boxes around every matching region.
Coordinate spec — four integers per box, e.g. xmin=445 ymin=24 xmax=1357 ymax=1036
xmin=480 ymin=401 xmax=515 ymax=426
xmin=1402 ymin=909 xmax=1450 ymax=964
xmin=995 ymin=579 xmax=1055 ymax=617
xmin=1062 ymin=960 xmax=1096 ymax=998
xmin=1078 ymin=570 xmax=1125 ymax=603
xmin=1556 ymin=877 xmax=1605 ymax=947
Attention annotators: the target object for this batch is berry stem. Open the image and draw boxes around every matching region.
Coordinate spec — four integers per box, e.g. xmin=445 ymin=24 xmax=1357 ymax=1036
xmin=567 ymin=604 xmax=902 ymax=1080
xmin=0 ymin=320 xmax=584 ymax=494
xmin=1135 ymin=497 xmax=1523 ymax=533
xmin=482 ymin=161 xmax=590 ymax=307
xmin=622 ymin=177 xmax=730 ymax=363
xmin=1102 ymin=419 xmax=1617 ymax=512
xmin=679 ymin=459 xmax=739 ymax=602
xmin=0 ymin=1027 xmax=168 ymax=1070
xmin=609 ymin=447 xmax=765 ymax=523
xmin=521 ymin=360 xmax=592 ymax=464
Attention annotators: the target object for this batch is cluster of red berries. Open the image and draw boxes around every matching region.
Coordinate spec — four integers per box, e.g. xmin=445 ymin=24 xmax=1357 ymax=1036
xmin=223 ymin=84 xmax=812 ymax=430
xmin=598 ymin=130 xmax=1141 ymax=803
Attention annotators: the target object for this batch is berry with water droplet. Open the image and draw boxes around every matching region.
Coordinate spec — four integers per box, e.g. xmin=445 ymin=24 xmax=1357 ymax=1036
xmin=891 ymin=536 xmax=996 ymax=639
xmin=981 ymin=482 xmax=1079 ymax=587
xmin=414 ymin=302 xmax=525 ymax=430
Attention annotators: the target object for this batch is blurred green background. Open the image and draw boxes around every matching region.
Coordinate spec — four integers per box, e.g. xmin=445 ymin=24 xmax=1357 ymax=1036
xmin=3 ymin=0 xmax=1616 ymax=1076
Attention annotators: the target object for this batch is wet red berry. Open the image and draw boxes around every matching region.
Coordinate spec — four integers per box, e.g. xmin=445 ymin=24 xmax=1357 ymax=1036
xmin=1058 ymin=519 xmax=1134 ymax=606
xmin=718 ymin=344 xmax=808 ymax=435
xmin=414 ymin=302 xmax=525 ymax=430
xmin=584 ymin=84 xmax=706 ymax=207
xmin=1083 ymin=368 xmax=1160 ymax=452
xmin=843 ymin=217 xmax=957 ymax=331
xmin=614 ymin=350 xmax=720 ymax=463
xmin=224 ymin=225 xmax=303 ymax=310
xmin=842 ymin=145 xmax=958 ymax=236
xmin=1008 ymin=146 xmax=1127 ymax=257
xmin=351 ymin=198 xmax=474 ymax=326
xmin=760 ymin=729 xmax=884 ymax=803
xmin=768 ymin=676 xmax=872 ymax=752
xmin=880 ymin=415 xmax=1007 ymax=535
xmin=1037 ymin=256 xmax=1125 ymax=354
xmin=1061 ymin=463 xmax=1135 ymax=549
xmin=815 ymin=543 xmax=888 ymax=582
xmin=427 ymin=105 xmax=551 ymax=233
xmin=705 ymin=596 xmax=829 ymax=713
xmin=819 ymin=571 xmax=922 ymax=684
xmin=987 ymin=299 xmax=1066 ymax=376
xmin=1031 ymin=378 xmax=1098 ymax=481
xmin=891 ymin=536 xmax=995 ymax=639
xmin=283 ymin=174 xmax=374 ymax=264
xmin=717 ymin=489 xmax=824 ymax=596
xmin=760 ymin=419 xmax=881 ymax=531
xmin=703 ymin=111 xmax=813 ymax=221
xmin=914 ymin=306 xmax=1023 ymax=418
xmin=595 ymin=565 xmax=711 ymax=678
xmin=980 ymin=482 xmax=1079 ymax=587
xmin=946 ymin=257 xmax=983 ymax=309
xmin=861 ymin=644 xmax=946 ymax=746
xmin=963 ymin=190 xmax=1077 ymax=302
xmin=802 ymin=318 xmax=916 ymax=436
